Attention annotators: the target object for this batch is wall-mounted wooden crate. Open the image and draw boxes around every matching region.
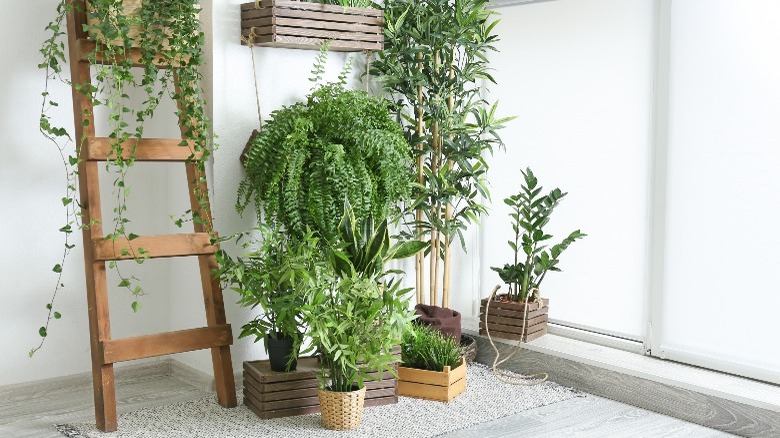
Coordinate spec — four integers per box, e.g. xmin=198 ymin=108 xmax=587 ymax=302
xmin=479 ymin=297 xmax=549 ymax=342
xmin=240 ymin=0 xmax=384 ymax=52
xmin=243 ymin=357 xmax=397 ymax=420
xmin=398 ymin=357 xmax=467 ymax=402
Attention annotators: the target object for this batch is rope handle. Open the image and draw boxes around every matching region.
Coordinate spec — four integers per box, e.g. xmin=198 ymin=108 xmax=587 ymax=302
xmin=483 ymin=285 xmax=549 ymax=385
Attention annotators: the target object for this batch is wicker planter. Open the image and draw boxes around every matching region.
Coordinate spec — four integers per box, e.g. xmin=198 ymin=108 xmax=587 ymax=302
xmin=318 ymin=386 xmax=366 ymax=430
xmin=479 ymin=295 xmax=549 ymax=342
xmin=240 ymin=0 xmax=383 ymax=52
xmin=398 ymin=357 xmax=467 ymax=402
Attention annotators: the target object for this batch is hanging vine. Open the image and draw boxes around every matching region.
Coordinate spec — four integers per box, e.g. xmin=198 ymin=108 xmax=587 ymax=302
xmin=31 ymin=0 xmax=212 ymax=356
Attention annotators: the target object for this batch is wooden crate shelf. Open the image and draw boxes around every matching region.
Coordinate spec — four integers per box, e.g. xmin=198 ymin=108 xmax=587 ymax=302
xmin=240 ymin=0 xmax=384 ymax=52
xmin=479 ymin=297 xmax=550 ymax=342
xmin=243 ymin=357 xmax=398 ymax=420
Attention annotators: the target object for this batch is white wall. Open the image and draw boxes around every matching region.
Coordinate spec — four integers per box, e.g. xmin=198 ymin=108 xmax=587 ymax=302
xmin=0 ymin=0 xmax=175 ymax=386
xmin=480 ymin=0 xmax=654 ymax=338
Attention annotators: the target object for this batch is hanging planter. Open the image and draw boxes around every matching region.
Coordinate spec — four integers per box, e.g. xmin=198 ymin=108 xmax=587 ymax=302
xmin=479 ymin=295 xmax=549 ymax=342
xmin=240 ymin=0 xmax=383 ymax=51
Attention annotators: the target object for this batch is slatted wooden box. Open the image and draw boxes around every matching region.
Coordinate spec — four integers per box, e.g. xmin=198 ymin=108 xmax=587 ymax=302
xmin=398 ymin=357 xmax=467 ymax=402
xmin=240 ymin=0 xmax=384 ymax=52
xmin=479 ymin=296 xmax=550 ymax=342
xmin=243 ymin=357 xmax=398 ymax=420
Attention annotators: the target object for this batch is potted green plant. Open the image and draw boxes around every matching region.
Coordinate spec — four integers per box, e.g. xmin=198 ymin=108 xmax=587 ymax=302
xmin=217 ymin=225 xmax=320 ymax=372
xmin=398 ymin=323 xmax=466 ymax=402
xmin=482 ymin=168 xmax=586 ymax=342
xmin=300 ymin=206 xmax=418 ymax=430
xmin=371 ymin=0 xmax=513 ymax=344
xmin=238 ymin=48 xmax=413 ymax=243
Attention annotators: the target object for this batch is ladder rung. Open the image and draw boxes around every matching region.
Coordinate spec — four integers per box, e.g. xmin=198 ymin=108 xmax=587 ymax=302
xmin=93 ymin=233 xmax=215 ymax=261
xmin=85 ymin=138 xmax=201 ymax=162
xmin=100 ymin=325 xmax=233 ymax=364
xmin=76 ymin=39 xmax=177 ymax=68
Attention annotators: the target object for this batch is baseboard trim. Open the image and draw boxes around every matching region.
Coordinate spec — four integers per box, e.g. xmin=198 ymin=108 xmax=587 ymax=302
xmin=466 ymin=329 xmax=780 ymax=437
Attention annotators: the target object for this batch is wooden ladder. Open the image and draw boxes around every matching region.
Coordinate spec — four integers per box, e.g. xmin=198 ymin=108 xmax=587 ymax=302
xmin=65 ymin=3 xmax=237 ymax=432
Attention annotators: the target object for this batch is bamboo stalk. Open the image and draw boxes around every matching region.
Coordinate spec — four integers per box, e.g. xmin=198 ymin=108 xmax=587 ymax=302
xmin=429 ymin=50 xmax=443 ymax=308
xmin=442 ymin=58 xmax=455 ymax=309
xmin=416 ymin=52 xmax=425 ymax=305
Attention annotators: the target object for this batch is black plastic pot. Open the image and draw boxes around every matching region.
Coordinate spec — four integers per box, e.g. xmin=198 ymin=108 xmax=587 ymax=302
xmin=267 ymin=333 xmax=297 ymax=372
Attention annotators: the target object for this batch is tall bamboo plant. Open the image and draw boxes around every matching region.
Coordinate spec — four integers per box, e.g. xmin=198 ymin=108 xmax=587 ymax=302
xmin=372 ymin=0 xmax=512 ymax=308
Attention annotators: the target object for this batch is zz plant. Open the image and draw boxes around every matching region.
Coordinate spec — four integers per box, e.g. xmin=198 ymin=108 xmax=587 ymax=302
xmin=33 ymin=0 xmax=211 ymax=355
xmin=491 ymin=168 xmax=586 ymax=302
xmin=372 ymin=0 xmax=513 ymax=308
xmin=238 ymin=49 xmax=413 ymax=243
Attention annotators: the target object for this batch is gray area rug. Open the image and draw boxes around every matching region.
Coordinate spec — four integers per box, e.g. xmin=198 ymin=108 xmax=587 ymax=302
xmin=57 ymin=363 xmax=579 ymax=438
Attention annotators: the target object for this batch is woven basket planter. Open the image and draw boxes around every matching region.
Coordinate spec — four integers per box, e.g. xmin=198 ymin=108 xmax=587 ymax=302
xmin=240 ymin=0 xmax=384 ymax=52
xmin=318 ymin=386 xmax=366 ymax=430
xmin=479 ymin=295 xmax=550 ymax=342
xmin=398 ymin=357 xmax=467 ymax=402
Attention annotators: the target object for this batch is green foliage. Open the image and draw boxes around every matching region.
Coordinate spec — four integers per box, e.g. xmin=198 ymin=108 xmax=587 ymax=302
xmin=401 ymin=323 xmax=461 ymax=372
xmin=330 ymin=201 xmax=426 ymax=279
xmin=238 ymin=50 xmax=413 ymax=243
xmin=216 ymin=225 xmax=321 ymax=369
xmin=491 ymin=168 xmax=586 ymax=301
xmin=372 ymin=0 xmax=513 ymax=252
xmin=301 ymin=265 xmax=415 ymax=392
xmin=33 ymin=0 xmax=211 ymax=356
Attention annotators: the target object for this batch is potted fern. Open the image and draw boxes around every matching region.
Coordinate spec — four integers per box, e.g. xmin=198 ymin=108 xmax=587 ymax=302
xmin=398 ymin=323 xmax=466 ymax=402
xmin=482 ymin=168 xmax=586 ymax=342
xmin=216 ymin=225 xmax=320 ymax=372
xmin=238 ymin=49 xmax=413 ymax=244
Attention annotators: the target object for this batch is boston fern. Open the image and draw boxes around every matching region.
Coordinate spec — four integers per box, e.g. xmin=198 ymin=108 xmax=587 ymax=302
xmin=238 ymin=54 xmax=413 ymax=242
xmin=491 ymin=168 xmax=586 ymax=302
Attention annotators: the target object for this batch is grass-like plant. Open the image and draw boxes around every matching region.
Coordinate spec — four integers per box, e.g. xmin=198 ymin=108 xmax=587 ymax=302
xmin=238 ymin=49 xmax=413 ymax=243
xmin=491 ymin=168 xmax=586 ymax=302
xmin=401 ymin=323 xmax=462 ymax=372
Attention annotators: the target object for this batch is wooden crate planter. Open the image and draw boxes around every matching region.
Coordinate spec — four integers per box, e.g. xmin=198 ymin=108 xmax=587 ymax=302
xmin=240 ymin=0 xmax=384 ymax=52
xmin=479 ymin=296 xmax=550 ymax=342
xmin=243 ymin=357 xmax=397 ymax=420
xmin=397 ymin=357 xmax=467 ymax=402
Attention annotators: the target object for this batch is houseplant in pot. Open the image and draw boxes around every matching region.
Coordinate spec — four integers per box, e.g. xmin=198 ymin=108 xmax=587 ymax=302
xmin=398 ymin=323 xmax=466 ymax=402
xmin=371 ymin=0 xmax=513 ymax=347
xmin=300 ymin=205 xmax=418 ymax=430
xmin=482 ymin=168 xmax=586 ymax=342
xmin=238 ymin=48 xmax=413 ymax=244
xmin=216 ymin=224 xmax=320 ymax=372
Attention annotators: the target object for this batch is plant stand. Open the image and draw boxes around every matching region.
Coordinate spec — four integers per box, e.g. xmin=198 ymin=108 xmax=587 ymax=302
xmin=479 ymin=297 xmax=550 ymax=342
xmin=240 ymin=0 xmax=383 ymax=51
xmin=243 ymin=357 xmax=398 ymax=420
xmin=65 ymin=3 xmax=237 ymax=432
xmin=397 ymin=357 xmax=467 ymax=402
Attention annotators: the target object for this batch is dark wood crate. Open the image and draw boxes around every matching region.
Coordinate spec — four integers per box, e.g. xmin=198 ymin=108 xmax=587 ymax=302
xmin=240 ymin=0 xmax=384 ymax=52
xmin=243 ymin=356 xmax=398 ymax=420
xmin=479 ymin=297 xmax=550 ymax=342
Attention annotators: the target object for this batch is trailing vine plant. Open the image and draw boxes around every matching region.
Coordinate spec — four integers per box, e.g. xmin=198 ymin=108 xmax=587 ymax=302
xmin=238 ymin=46 xmax=413 ymax=242
xmin=372 ymin=0 xmax=513 ymax=308
xmin=32 ymin=0 xmax=212 ymax=356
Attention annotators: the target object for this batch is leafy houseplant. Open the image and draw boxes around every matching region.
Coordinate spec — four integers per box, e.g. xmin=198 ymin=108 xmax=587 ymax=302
xmin=481 ymin=168 xmax=586 ymax=342
xmin=238 ymin=50 xmax=413 ymax=243
xmin=398 ymin=323 xmax=466 ymax=402
xmin=300 ymin=206 xmax=417 ymax=430
xmin=216 ymin=225 xmax=320 ymax=372
xmin=33 ymin=0 xmax=212 ymax=355
xmin=372 ymin=0 xmax=513 ymax=312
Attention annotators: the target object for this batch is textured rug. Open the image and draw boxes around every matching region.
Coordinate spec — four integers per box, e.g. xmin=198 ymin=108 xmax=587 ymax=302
xmin=57 ymin=363 xmax=579 ymax=438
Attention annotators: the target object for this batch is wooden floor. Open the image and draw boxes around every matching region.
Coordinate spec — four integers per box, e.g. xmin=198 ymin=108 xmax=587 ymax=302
xmin=0 ymin=361 xmax=733 ymax=438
